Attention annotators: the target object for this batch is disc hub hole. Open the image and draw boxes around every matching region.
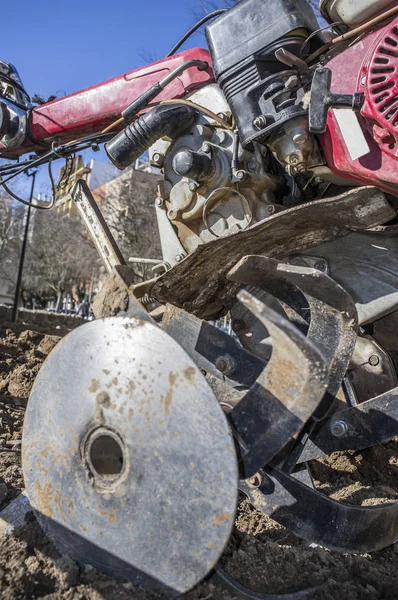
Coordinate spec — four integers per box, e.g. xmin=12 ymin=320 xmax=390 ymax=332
xmin=87 ymin=431 xmax=125 ymax=484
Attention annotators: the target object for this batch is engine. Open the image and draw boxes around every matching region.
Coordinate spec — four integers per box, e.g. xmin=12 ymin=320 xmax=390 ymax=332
xmin=145 ymin=0 xmax=398 ymax=269
xmin=148 ymin=0 xmax=327 ymax=262
xmin=149 ymin=85 xmax=280 ymax=259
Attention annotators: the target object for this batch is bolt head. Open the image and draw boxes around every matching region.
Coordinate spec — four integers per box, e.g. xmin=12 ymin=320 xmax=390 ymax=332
xmin=314 ymin=260 xmax=327 ymax=272
xmin=292 ymin=132 xmax=308 ymax=144
xmin=155 ymin=197 xmax=163 ymax=207
xmin=215 ymin=355 xmax=235 ymax=376
xmin=248 ymin=159 xmax=257 ymax=172
xmin=330 ymin=420 xmax=348 ymax=438
xmin=235 ymin=170 xmax=246 ymax=181
xmin=151 ymin=152 xmax=164 ymax=167
xmin=369 ymin=355 xmax=380 ymax=367
xmin=289 ymin=154 xmax=300 ymax=166
xmin=189 ymin=181 xmax=199 ymax=192
xmin=247 ymin=473 xmax=263 ymax=488
xmin=253 ymin=115 xmax=267 ymax=130
xmin=202 ymin=143 xmax=211 ymax=153
xmin=175 ymin=254 xmax=185 ymax=263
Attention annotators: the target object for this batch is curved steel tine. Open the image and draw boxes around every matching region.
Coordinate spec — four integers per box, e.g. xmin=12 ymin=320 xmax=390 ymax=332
xmin=241 ymin=466 xmax=398 ymax=554
xmin=228 ymin=255 xmax=358 ymax=402
xmin=228 ymin=290 xmax=328 ymax=479
xmin=210 ymin=565 xmax=316 ymax=599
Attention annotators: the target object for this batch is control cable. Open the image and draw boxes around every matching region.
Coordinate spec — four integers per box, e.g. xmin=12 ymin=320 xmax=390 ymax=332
xmin=166 ymin=9 xmax=227 ymax=57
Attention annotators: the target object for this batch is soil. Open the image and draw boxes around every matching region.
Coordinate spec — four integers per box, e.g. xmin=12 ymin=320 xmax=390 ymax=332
xmin=1 ymin=325 xmax=398 ymax=600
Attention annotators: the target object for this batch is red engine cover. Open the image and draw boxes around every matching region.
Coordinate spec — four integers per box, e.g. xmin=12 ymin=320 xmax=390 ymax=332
xmin=3 ymin=48 xmax=214 ymax=156
xmin=321 ymin=17 xmax=398 ymax=195
xmin=361 ymin=20 xmax=398 ymax=159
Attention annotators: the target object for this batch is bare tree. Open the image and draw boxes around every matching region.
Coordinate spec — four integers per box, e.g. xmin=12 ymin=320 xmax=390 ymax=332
xmin=97 ymin=168 xmax=162 ymax=282
xmin=23 ymin=208 xmax=100 ymax=309
xmin=0 ymin=194 xmax=25 ymax=296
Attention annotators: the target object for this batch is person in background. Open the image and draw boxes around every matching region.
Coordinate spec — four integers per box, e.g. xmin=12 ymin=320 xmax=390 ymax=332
xmin=81 ymin=297 xmax=89 ymax=319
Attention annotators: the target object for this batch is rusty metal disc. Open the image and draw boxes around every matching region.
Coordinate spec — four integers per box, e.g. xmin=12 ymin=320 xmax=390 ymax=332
xmin=22 ymin=317 xmax=238 ymax=597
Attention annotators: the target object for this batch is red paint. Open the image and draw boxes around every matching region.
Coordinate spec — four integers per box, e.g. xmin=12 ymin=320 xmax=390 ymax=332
xmin=321 ymin=17 xmax=398 ymax=195
xmin=5 ymin=48 xmax=214 ymax=156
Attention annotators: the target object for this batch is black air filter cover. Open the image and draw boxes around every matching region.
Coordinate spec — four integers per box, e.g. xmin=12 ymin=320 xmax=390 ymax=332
xmin=206 ymin=0 xmax=321 ymax=146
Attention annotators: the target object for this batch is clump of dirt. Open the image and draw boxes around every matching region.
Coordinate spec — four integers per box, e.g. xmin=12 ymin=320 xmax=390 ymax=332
xmin=2 ymin=324 xmax=398 ymax=599
xmin=0 ymin=328 xmax=60 ymax=511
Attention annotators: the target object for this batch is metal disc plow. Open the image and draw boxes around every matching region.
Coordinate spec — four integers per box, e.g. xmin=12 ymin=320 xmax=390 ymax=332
xmin=21 ymin=183 xmax=398 ymax=598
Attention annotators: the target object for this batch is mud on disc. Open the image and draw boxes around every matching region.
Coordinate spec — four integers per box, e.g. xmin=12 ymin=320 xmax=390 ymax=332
xmin=22 ymin=317 xmax=238 ymax=597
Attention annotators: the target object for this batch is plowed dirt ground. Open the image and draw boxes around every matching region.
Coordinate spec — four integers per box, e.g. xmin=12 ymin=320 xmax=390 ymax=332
xmin=1 ymin=325 xmax=398 ymax=600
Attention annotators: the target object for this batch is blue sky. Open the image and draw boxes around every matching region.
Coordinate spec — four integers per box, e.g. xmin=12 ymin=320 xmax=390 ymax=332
xmin=1 ymin=0 xmax=212 ymax=195
xmin=2 ymin=0 xmax=208 ymax=101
